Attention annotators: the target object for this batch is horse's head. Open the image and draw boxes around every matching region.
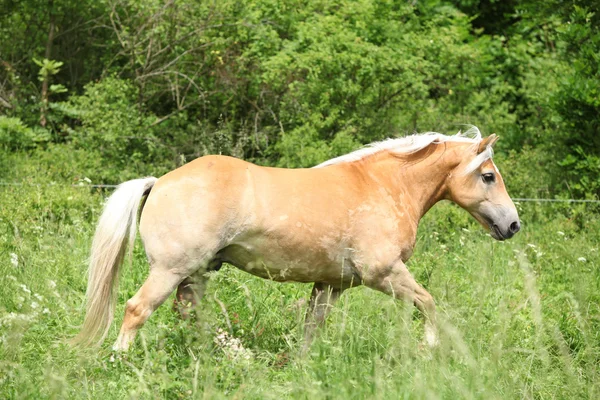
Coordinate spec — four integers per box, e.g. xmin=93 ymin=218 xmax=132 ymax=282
xmin=447 ymin=134 xmax=520 ymax=240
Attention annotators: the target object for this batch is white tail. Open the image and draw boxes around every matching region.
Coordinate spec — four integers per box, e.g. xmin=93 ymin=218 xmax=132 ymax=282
xmin=73 ymin=177 xmax=157 ymax=346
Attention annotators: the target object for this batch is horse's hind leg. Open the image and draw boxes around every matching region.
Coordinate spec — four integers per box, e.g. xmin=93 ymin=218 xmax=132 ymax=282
xmin=174 ymin=260 xmax=221 ymax=319
xmin=112 ymin=266 xmax=187 ymax=351
xmin=174 ymin=275 xmax=206 ymax=319
xmin=303 ymin=283 xmax=344 ymax=350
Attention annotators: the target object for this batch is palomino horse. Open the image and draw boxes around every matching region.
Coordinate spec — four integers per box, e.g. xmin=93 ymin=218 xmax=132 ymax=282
xmin=74 ymin=130 xmax=520 ymax=351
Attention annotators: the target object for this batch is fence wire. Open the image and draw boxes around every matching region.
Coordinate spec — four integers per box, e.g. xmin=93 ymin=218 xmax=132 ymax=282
xmin=1 ymin=181 xmax=599 ymax=204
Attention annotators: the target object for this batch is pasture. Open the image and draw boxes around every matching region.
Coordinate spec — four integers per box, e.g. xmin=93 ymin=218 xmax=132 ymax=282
xmin=1 ymin=154 xmax=599 ymax=399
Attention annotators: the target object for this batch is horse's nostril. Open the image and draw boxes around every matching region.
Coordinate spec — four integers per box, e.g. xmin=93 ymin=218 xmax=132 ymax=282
xmin=510 ymin=221 xmax=521 ymax=234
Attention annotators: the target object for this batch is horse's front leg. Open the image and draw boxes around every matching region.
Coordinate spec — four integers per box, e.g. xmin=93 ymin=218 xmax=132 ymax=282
xmin=363 ymin=260 xmax=439 ymax=348
xmin=303 ymin=283 xmax=344 ymax=350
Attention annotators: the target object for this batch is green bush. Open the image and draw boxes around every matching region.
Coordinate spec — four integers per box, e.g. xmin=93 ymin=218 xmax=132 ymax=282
xmin=53 ymin=77 xmax=171 ymax=181
xmin=0 ymin=0 xmax=599 ymax=199
xmin=0 ymin=117 xmax=50 ymax=151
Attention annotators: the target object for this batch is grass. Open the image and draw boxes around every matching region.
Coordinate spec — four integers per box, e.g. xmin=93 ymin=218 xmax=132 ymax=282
xmin=1 ymin=159 xmax=599 ymax=399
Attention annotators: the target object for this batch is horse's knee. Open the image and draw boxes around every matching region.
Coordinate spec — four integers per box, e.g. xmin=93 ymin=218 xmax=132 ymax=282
xmin=414 ymin=291 xmax=435 ymax=315
xmin=363 ymin=264 xmax=435 ymax=314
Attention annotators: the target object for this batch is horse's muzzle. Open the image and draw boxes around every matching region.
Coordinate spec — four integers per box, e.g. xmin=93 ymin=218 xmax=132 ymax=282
xmin=491 ymin=220 xmax=520 ymax=240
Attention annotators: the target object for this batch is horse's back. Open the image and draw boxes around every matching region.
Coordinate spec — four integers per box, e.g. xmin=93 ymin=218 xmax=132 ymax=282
xmin=137 ymin=156 xmax=324 ymax=251
xmin=136 ymin=155 xmax=369 ymax=281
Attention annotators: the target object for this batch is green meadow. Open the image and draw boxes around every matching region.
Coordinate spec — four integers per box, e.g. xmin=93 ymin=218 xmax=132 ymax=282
xmin=1 ymin=154 xmax=598 ymax=399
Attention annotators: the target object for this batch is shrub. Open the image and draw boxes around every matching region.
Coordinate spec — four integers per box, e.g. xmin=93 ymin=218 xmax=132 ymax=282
xmin=0 ymin=116 xmax=50 ymax=151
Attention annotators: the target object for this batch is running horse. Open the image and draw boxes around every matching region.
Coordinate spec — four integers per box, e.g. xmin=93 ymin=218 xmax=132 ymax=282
xmin=74 ymin=129 xmax=520 ymax=351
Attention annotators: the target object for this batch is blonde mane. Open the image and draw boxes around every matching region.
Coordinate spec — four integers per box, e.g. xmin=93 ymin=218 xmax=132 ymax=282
xmin=314 ymin=126 xmax=493 ymax=173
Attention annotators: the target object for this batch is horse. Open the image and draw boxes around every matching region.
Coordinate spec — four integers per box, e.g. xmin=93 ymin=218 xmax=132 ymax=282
xmin=73 ymin=129 xmax=520 ymax=351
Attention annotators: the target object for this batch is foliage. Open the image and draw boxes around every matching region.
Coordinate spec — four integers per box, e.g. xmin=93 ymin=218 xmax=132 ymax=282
xmin=448 ymin=0 xmax=600 ymax=196
xmin=551 ymin=4 xmax=600 ymax=196
xmin=33 ymin=59 xmax=63 ymax=85
xmin=0 ymin=116 xmax=50 ymax=151
xmin=0 ymin=0 xmax=597 ymax=197
xmin=58 ymin=77 xmax=165 ymax=179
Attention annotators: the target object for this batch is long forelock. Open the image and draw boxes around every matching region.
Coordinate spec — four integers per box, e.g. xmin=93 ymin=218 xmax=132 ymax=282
xmin=462 ymin=146 xmax=494 ymax=175
xmin=314 ymin=126 xmax=486 ymax=168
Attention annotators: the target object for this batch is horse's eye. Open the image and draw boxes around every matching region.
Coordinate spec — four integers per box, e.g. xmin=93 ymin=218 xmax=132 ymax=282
xmin=482 ymin=173 xmax=495 ymax=184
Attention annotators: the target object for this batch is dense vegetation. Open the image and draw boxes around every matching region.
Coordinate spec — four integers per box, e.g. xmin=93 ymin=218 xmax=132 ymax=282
xmin=1 ymin=0 xmax=599 ymax=196
xmin=1 ymin=0 xmax=599 ymax=398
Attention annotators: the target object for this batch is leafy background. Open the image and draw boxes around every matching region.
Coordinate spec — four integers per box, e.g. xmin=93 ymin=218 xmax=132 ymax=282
xmin=1 ymin=0 xmax=599 ymax=196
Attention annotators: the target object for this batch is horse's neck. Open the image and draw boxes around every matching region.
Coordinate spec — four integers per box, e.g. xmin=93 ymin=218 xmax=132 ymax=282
xmin=362 ymin=146 xmax=460 ymax=220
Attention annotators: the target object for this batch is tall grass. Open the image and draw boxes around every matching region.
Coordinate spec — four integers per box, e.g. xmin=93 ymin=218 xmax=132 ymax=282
xmin=1 ymin=181 xmax=599 ymax=398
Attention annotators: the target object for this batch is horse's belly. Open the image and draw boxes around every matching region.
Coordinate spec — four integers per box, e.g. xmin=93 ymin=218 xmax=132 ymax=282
xmin=217 ymin=236 xmax=356 ymax=284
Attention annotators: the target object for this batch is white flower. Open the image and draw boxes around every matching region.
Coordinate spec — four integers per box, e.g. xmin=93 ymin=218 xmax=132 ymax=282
xmin=0 ymin=312 xmax=37 ymax=328
xmin=527 ymin=244 xmax=536 ymax=248
xmin=19 ymin=284 xmax=31 ymax=294
xmin=557 ymin=231 xmax=565 ymax=236
xmin=578 ymin=257 xmax=586 ymax=262
xmin=31 ymin=302 xmax=39 ymax=309
xmin=48 ymin=280 xmax=57 ymax=289
xmin=213 ymin=328 xmax=253 ymax=361
xmin=34 ymin=293 xmax=44 ymax=302
xmin=42 ymin=308 xmax=50 ymax=315
xmin=10 ymin=253 xmax=18 ymax=267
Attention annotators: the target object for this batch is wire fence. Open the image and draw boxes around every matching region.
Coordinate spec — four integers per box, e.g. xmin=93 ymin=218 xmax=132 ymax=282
xmin=0 ymin=182 xmax=118 ymax=188
xmin=513 ymin=198 xmax=600 ymax=204
xmin=1 ymin=181 xmax=599 ymax=204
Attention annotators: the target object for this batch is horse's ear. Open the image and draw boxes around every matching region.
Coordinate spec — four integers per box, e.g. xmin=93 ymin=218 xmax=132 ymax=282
xmin=478 ymin=134 xmax=499 ymax=153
